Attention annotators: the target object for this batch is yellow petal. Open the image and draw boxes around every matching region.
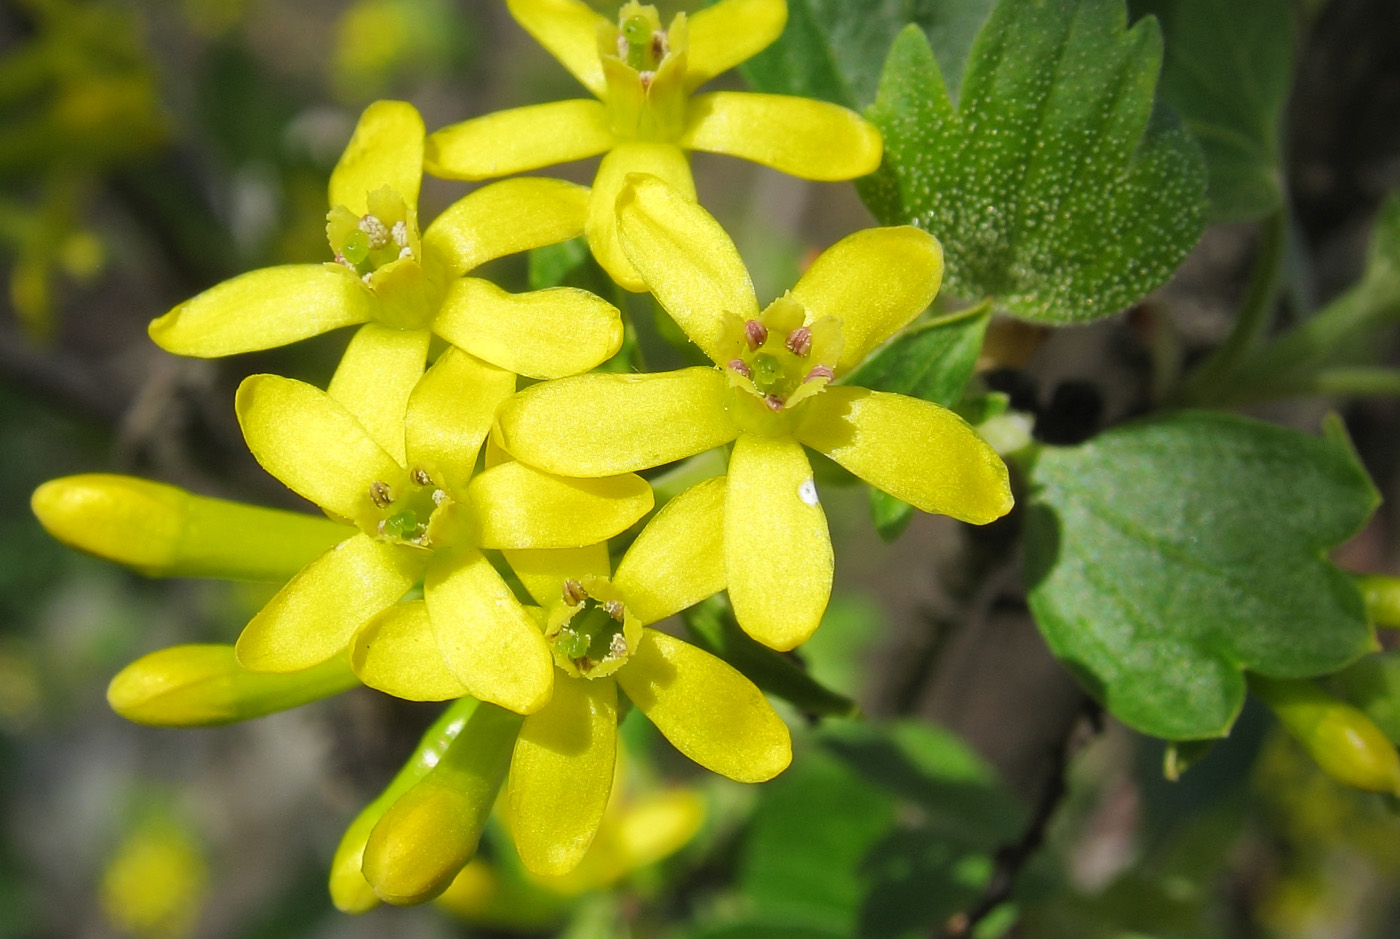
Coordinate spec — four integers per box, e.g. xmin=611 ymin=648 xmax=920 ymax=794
xmin=404 ymin=348 xmax=515 ymax=496
xmin=685 ymin=0 xmax=787 ymax=91
xmin=31 ymin=474 xmax=347 ymax=581
xmin=724 ymin=433 xmax=831 ymax=651
xmin=327 ymin=324 xmax=431 ymax=465
xmin=351 ymin=601 xmax=470 ymax=701
xmin=613 ymin=476 xmax=726 ymax=626
xmin=588 ymin=143 xmax=696 ymax=293
xmin=501 ymin=544 xmax=613 ymax=609
xmin=681 ymin=92 xmax=883 ymax=182
xmin=796 ymin=387 xmax=1012 ymax=524
xmin=236 ymin=533 xmax=424 ymax=672
xmin=790 ymin=227 xmax=943 ymax=370
xmin=506 ymin=0 xmax=609 ymax=97
xmin=363 ymin=703 xmax=523 ymax=905
xmin=425 ymin=548 xmax=554 ymax=714
xmin=434 ymin=279 xmax=622 ymax=380
xmin=509 ymin=675 xmax=618 ymax=876
xmin=236 ymin=374 xmax=405 ymax=521
xmin=467 ymin=461 xmax=653 ymax=550
xmin=616 ymin=629 xmax=790 ymax=782
xmin=108 ymin=645 xmax=358 ymax=726
xmin=425 ymin=100 xmax=613 ymax=180
xmin=615 ymin=171 xmax=755 ymax=358
xmin=149 ymin=265 xmax=373 ymax=357
xmin=332 ymin=699 xmax=479 ymax=913
xmin=494 ymin=367 xmax=737 ymax=477
xmin=329 ymin=100 xmax=425 ymax=216
xmin=423 ymin=178 xmax=590 ymax=278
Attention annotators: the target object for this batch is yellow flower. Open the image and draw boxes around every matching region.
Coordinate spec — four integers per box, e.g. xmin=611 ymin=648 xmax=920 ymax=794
xmin=347 ymin=477 xmax=789 ymax=901
xmin=147 ymin=100 xmax=624 ymax=414
xmin=424 ymin=0 xmax=882 ymax=291
xmin=494 ymin=174 xmax=1013 ymax=651
xmin=101 ymin=817 xmax=208 ymax=939
xmin=229 ymin=364 xmax=652 ymax=714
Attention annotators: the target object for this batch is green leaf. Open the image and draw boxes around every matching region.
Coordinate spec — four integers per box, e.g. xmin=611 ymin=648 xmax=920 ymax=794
xmin=682 ymin=595 xmax=859 ymax=719
xmin=527 ymin=236 xmax=590 ymax=291
xmin=1330 ymin=650 xmax=1400 ymax=744
xmin=861 ymin=3 xmax=1208 ymax=324
xmin=1130 ymin=0 xmax=1294 ymax=222
xmin=1025 ymin=411 xmax=1378 ymax=739
xmin=735 ymin=722 xmax=1017 ymax=938
xmin=845 ymin=307 xmax=991 ymax=539
xmin=739 ymin=0 xmax=996 ymax=109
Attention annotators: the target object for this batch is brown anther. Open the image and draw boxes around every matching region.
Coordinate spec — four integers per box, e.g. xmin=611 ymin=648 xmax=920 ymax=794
xmin=577 ymin=656 xmax=595 ymax=671
xmin=728 ymin=358 xmax=752 ymax=378
xmin=764 ymin=393 xmax=786 ymax=411
xmin=411 ymin=468 xmax=432 ymax=487
xmin=805 ymin=364 xmax=835 ymax=383
xmin=608 ymin=632 xmax=629 ymax=657
xmin=562 ymin=580 xmax=588 ymax=605
xmin=369 ymin=481 xmax=393 ymax=508
xmin=603 ymin=599 xmax=625 ymax=622
xmin=786 ymin=326 xmax=812 ymax=357
xmin=744 ymin=319 xmax=768 ymax=350
xmin=651 ymin=32 xmax=666 ymax=60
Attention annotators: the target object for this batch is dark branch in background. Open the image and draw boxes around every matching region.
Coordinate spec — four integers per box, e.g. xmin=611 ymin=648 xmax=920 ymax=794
xmin=0 ymin=325 xmax=130 ymax=426
xmin=940 ymin=698 xmax=1102 ymax=939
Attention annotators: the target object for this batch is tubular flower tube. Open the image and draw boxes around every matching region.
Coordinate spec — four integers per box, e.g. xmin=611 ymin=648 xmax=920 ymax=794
xmin=350 ymin=476 xmax=790 ymax=881
xmin=147 ymin=100 xmax=623 ymax=448
xmin=1251 ymin=674 xmax=1400 ymax=796
xmin=424 ymin=0 xmax=882 ymax=290
xmin=493 ymin=174 xmax=1013 ymax=651
xmin=231 ymin=365 xmax=653 ymax=715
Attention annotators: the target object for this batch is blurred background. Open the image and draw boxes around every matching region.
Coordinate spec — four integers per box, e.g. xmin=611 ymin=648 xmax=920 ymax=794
xmin=3 ymin=0 xmax=1400 ymax=937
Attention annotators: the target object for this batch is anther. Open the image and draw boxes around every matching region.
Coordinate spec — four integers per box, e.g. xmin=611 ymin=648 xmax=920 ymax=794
xmin=369 ymin=481 xmax=393 ymax=508
xmin=764 ymin=393 xmax=786 ymax=411
xmin=617 ymin=33 xmax=629 ymax=58
xmin=609 ymin=632 xmax=628 ymax=657
xmin=603 ymin=599 xmax=625 ymax=622
xmin=411 ymin=468 xmax=432 ymax=487
xmin=651 ymin=32 xmax=666 ymax=60
xmin=786 ymin=327 xmax=812 ymax=357
xmin=563 ymin=580 xmax=588 ymax=605
xmin=639 ymin=71 xmax=654 ymax=91
xmin=432 ymin=489 xmax=447 ymax=505
xmin=390 ymin=220 xmax=409 ymax=248
xmin=744 ymin=319 xmax=768 ymax=350
xmin=358 ymin=215 xmax=390 ymax=248
xmin=728 ymin=358 xmax=752 ymax=378
xmin=805 ymin=365 xmax=835 ymax=383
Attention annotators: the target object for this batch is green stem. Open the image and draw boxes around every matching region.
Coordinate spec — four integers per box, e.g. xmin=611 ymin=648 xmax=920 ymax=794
xmin=925 ymin=296 xmax=995 ymax=330
xmin=1175 ymin=209 xmax=1287 ymax=405
xmin=1306 ymin=367 xmax=1400 ymax=397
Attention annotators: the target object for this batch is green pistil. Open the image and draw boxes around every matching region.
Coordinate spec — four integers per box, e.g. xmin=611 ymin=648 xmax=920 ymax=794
xmin=555 ymin=601 xmax=625 ymax=669
xmin=750 ymin=353 xmax=783 ymax=394
xmin=342 ymin=229 xmax=371 ymax=269
xmin=622 ymin=14 xmax=657 ymax=70
xmin=380 ymin=509 xmax=420 ymax=541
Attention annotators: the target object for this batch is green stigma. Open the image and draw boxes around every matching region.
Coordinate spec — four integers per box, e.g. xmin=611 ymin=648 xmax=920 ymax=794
xmin=380 ymin=509 xmax=420 ymax=541
xmin=621 ymin=13 xmax=661 ymax=70
xmin=750 ymin=353 xmax=783 ymax=393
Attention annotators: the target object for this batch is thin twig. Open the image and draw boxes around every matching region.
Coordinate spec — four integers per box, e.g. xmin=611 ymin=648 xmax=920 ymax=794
xmin=939 ymin=698 xmax=1101 ymax=938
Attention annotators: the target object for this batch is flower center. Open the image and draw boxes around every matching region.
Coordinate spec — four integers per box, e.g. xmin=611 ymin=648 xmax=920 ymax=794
xmin=360 ymin=468 xmax=447 ymax=548
xmin=598 ymin=2 xmax=687 ymax=140
xmin=618 ymin=11 xmax=667 ymax=73
xmin=326 ymin=186 xmax=417 ymax=284
xmin=545 ymin=578 xmax=640 ymax=679
xmin=722 ymin=295 xmax=841 ymax=413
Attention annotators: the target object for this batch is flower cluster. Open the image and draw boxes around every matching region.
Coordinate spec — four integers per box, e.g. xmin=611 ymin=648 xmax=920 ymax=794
xmin=31 ymin=0 xmax=1012 ymax=912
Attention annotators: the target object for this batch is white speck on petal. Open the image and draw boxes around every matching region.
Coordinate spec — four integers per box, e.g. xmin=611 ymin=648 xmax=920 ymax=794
xmin=798 ymin=479 xmax=819 ymax=506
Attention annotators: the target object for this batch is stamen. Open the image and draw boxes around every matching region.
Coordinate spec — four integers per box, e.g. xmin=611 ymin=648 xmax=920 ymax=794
xmin=390 ymin=220 xmax=409 ymax=248
xmin=617 ymin=33 xmax=629 ymax=58
xmin=786 ymin=327 xmax=812 ymax=357
xmin=651 ymin=32 xmax=667 ymax=60
xmin=728 ymin=358 xmax=752 ymax=378
xmin=562 ymin=579 xmax=588 ymax=606
xmin=603 ymin=599 xmax=625 ymax=622
xmin=805 ymin=365 xmax=835 ymax=383
xmin=431 ymin=489 xmax=447 ymax=505
xmin=609 ymin=632 xmax=628 ymax=658
xmin=764 ymin=393 xmax=786 ymax=411
xmin=369 ymin=481 xmax=392 ymax=508
xmin=411 ymin=468 xmax=432 ymax=487
xmin=358 ymin=215 xmax=390 ymax=248
xmin=744 ymin=319 xmax=768 ymax=350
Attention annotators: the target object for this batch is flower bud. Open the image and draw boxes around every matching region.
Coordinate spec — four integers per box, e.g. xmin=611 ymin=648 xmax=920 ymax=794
xmin=330 ymin=697 xmax=479 ymax=912
xmin=361 ymin=703 xmax=523 ymax=905
xmin=108 ymin=645 xmax=358 ymax=726
xmin=1251 ymin=675 xmax=1400 ymax=795
xmin=1356 ymin=575 xmax=1400 ymax=629
xmin=32 ymin=474 xmax=346 ymax=581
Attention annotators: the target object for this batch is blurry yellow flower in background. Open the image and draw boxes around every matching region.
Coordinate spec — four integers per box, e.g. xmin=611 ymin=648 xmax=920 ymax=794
xmin=101 ymin=817 xmax=208 ymax=939
xmin=495 ymin=174 xmax=1013 ymax=651
xmin=425 ymin=0 xmax=882 ymax=290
